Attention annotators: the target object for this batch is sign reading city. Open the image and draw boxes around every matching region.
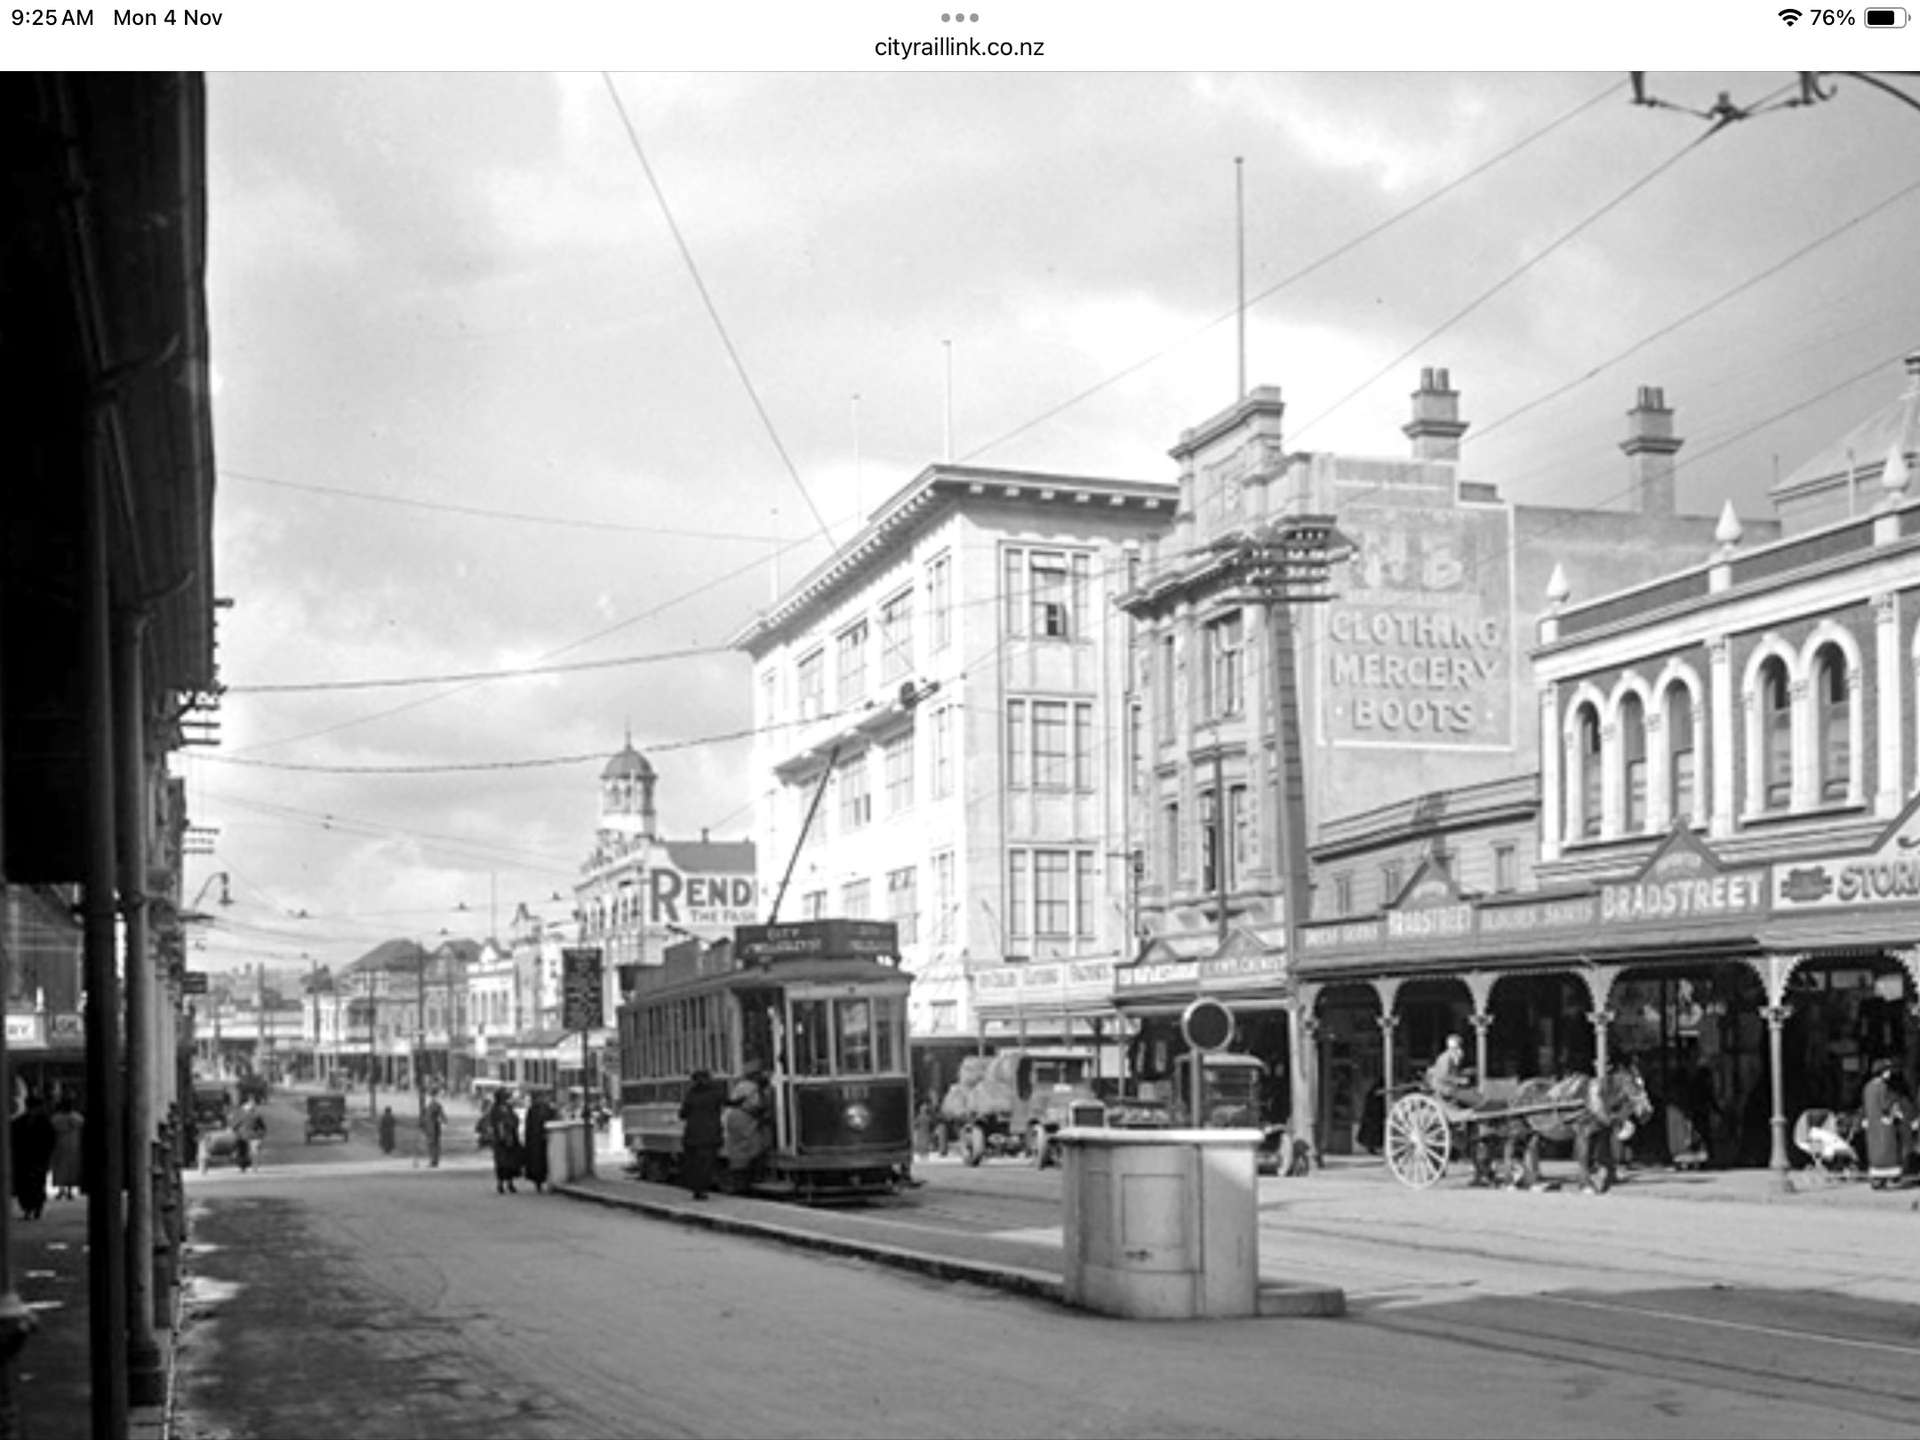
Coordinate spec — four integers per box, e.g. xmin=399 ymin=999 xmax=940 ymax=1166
xmin=561 ymin=947 xmax=605 ymax=1031
xmin=733 ymin=919 xmax=901 ymax=962
xmin=1322 ymin=479 xmax=1514 ymax=749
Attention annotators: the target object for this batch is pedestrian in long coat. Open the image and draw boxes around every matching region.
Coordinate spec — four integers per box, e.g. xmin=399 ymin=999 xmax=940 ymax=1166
xmin=522 ymin=1094 xmax=554 ymax=1194
xmin=377 ymin=1106 xmax=397 ymax=1155
xmin=1862 ymin=1058 xmax=1910 ymax=1189
xmin=422 ymin=1094 xmax=446 ymax=1168
xmin=484 ymin=1092 xmax=522 ymax=1194
xmin=50 ymin=1096 xmax=84 ymax=1199
xmin=678 ymin=1070 xmax=726 ymax=1200
xmin=11 ymin=1094 xmax=56 ymax=1221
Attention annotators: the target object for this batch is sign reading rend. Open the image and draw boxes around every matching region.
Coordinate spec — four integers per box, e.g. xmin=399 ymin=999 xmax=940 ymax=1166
xmin=1323 ymin=484 xmax=1513 ymax=749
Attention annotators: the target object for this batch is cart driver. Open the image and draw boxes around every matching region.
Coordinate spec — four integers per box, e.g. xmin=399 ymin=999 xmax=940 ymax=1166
xmin=1425 ymin=1034 xmax=1480 ymax=1108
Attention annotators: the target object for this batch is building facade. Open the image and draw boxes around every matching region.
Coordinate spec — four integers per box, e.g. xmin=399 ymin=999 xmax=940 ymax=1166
xmin=734 ymin=463 xmax=1178 ymax=1092
xmin=1293 ymin=353 xmax=1920 ymax=1174
xmin=1116 ymin=370 xmax=1783 ymax=1149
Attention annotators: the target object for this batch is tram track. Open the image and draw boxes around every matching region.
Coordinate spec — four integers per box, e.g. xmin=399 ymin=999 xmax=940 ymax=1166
xmin=1362 ymin=1286 xmax=1920 ymax=1427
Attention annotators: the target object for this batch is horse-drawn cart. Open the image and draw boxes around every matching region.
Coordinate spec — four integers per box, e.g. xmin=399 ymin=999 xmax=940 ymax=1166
xmin=1385 ymin=1066 xmax=1651 ymax=1192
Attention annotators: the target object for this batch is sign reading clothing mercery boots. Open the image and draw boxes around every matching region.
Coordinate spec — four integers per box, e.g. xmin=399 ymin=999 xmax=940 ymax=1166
xmin=1774 ymin=792 xmax=1920 ymax=912
xmin=1323 ymin=479 xmax=1514 ymax=750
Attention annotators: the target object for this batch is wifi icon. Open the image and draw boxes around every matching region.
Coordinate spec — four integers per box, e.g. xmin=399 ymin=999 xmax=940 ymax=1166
xmin=1780 ymin=6 xmax=1803 ymax=20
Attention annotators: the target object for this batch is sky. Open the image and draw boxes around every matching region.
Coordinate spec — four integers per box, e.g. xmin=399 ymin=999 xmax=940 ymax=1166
xmin=180 ymin=63 xmax=1920 ymax=975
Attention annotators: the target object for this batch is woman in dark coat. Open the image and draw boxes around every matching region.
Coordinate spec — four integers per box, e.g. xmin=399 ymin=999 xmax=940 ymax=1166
xmin=483 ymin=1092 xmax=522 ymax=1194
xmin=521 ymin=1094 xmax=554 ymax=1194
xmin=11 ymin=1093 xmax=57 ymax=1221
xmin=678 ymin=1070 xmax=726 ymax=1200
xmin=1862 ymin=1058 xmax=1910 ymax=1190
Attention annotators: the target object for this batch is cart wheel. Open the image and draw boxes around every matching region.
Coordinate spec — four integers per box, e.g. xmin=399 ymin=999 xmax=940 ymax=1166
xmin=1386 ymin=1093 xmax=1451 ymax=1189
xmin=1030 ymin=1125 xmax=1050 ymax=1170
xmin=961 ymin=1124 xmax=987 ymax=1167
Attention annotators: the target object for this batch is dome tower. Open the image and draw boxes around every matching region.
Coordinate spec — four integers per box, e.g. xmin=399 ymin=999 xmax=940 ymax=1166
xmin=599 ymin=727 xmax=657 ymax=841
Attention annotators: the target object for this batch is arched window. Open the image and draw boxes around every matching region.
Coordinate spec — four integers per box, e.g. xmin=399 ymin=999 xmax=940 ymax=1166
xmin=1815 ymin=645 xmax=1851 ymax=803
xmin=1760 ymin=656 xmax=1792 ymax=811
xmin=1577 ymin=704 xmax=1603 ymax=838
xmin=1666 ymin=686 xmax=1696 ymax=824
xmin=1620 ymin=693 xmax=1648 ymax=833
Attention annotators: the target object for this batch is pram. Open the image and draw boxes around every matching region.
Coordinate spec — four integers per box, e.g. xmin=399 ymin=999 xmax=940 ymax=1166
xmin=1792 ymin=1107 xmax=1861 ymax=1182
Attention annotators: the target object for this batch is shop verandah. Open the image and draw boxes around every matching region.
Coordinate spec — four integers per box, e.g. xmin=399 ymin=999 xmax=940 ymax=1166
xmin=1299 ymin=940 xmax=1920 ymax=1172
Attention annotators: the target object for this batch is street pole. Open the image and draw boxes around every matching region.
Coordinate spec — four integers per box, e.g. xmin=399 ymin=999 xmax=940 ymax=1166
xmin=367 ymin=984 xmax=378 ymax=1121
xmin=1205 ymin=516 xmax=1351 ymax=1164
xmin=417 ymin=941 xmax=427 ymax=1121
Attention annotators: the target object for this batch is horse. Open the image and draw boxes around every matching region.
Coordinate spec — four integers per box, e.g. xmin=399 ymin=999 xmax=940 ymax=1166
xmin=1487 ymin=1062 xmax=1653 ymax=1193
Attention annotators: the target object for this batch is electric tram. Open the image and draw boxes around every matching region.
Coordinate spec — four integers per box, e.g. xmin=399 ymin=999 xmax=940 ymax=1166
xmin=617 ymin=918 xmax=913 ymax=1201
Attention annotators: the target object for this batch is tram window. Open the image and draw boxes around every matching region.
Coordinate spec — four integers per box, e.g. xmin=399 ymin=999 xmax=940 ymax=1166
xmin=792 ymin=1000 xmax=833 ymax=1076
xmin=874 ymin=998 xmax=902 ymax=1072
xmin=837 ymin=999 xmax=875 ymax=1074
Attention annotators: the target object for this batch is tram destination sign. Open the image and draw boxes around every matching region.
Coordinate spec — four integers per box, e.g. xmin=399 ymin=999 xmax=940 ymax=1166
xmin=734 ymin=918 xmax=900 ymax=962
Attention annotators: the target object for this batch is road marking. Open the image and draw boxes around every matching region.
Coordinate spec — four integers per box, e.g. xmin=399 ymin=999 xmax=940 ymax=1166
xmin=1532 ymin=1293 xmax=1920 ymax=1359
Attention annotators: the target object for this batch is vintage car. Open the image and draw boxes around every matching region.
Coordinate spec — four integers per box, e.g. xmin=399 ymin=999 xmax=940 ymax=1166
xmin=1104 ymin=1053 xmax=1293 ymax=1175
xmin=190 ymin=1083 xmax=232 ymax=1136
xmin=305 ymin=1092 xmax=350 ymax=1144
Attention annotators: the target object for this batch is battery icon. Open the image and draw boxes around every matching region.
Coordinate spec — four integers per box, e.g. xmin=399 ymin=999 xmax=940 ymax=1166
xmin=1866 ymin=6 xmax=1907 ymax=23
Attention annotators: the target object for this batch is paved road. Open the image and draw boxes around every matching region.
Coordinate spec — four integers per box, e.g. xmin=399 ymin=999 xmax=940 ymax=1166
xmin=169 ymin=1148 xmax=1920 ymax=1439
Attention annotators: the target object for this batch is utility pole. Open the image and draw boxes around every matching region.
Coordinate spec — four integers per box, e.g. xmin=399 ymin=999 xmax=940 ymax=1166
xmin=1202 ymin=515 xmax=1352 ymax=1161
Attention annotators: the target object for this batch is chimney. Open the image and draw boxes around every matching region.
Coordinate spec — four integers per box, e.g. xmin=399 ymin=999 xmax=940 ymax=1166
xmin=1403 ymin=367 xmax=1469 ymax=463
xmin=1622 ymin=385 xmax=1683 ymax=517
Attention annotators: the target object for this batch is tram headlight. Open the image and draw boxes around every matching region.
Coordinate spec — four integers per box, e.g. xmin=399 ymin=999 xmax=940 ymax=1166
xmin=844 ymin=1101 xmax=872 ymax=1132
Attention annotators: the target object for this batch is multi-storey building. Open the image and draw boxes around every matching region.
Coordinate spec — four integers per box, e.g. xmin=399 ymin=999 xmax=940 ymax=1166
xmin=1117 ymin=370 xmax=1781 ymax=1148
xmin=1293 ymin=353 xmax=1920 ymax=1176
xmin=734 ymin=463 xmax=1178 ymax=1093
xmin=572 ymin=739 xmax=755 ymax=1098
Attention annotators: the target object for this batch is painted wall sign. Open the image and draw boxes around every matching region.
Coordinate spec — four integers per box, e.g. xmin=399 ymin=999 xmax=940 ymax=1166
xmin=1774 ymin=793 xmax=1920 ymax=912
xmin=1322 ymin=488 xmax=1514 ymax=749
xmin=646 ymin=867 xmax=758 ymax=928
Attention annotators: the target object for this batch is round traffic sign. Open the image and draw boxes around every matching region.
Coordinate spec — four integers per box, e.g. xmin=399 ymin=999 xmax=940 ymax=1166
xmin=1180 ymin=998 xmax=1235 ymax=1053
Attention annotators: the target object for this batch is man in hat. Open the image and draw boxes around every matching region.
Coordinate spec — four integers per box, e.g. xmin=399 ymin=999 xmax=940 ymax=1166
xmin=1862 ymin=1057 xmax=1910 ymax=1190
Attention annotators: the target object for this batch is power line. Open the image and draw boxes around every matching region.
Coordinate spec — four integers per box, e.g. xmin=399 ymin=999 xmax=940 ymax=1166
xmin=1288 ymin=124 xmax=1723 ymax=449
xmin=223 ymin=641 xmax=736 ymax=695
xmin=600 ymin=71 xmax=839 ymax=554
xmin=960 ymin=78 xmax=1625 ymax=467
xmin=218 ymin=467 xmax=785 ymax=542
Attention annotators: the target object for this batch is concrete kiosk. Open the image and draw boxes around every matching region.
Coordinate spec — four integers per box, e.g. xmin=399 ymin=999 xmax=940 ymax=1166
xmin=1057 ymin=1127 xmax=1263 ymax=1320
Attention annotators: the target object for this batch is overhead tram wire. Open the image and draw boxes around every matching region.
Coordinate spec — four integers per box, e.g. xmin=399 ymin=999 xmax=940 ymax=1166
xmin=222 ymin=536 xmax=804 ymax=755
xmin=218 ymin=468 xmax=786 ymax=543
xmin=218 ymin=80 xmax=1615 ymax=754
xmin=224 ymin=640 xmax=737 ymax=695
xmin=956 ymin=77 xmax=1625 ymax=466
xmin=1285 ymin=122 xmax=1728 ymax=451
xmin=600 ymin=71 xmax=839 ymax=554
xmin=1468 ymin=171 xmax=1920 ymax=449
